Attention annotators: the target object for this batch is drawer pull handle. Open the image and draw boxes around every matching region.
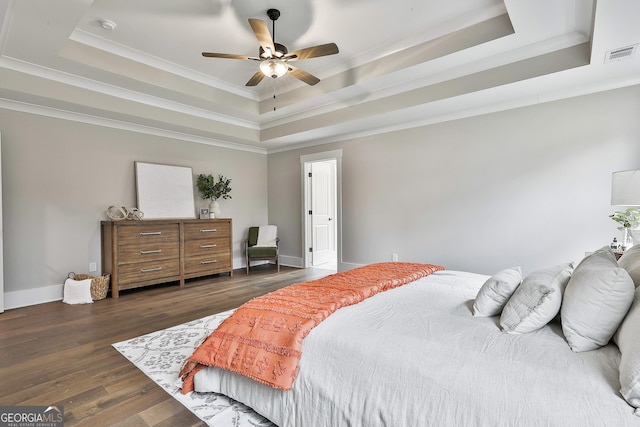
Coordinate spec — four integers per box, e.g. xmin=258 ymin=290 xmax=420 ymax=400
xmin=140 ymin=231 xmax=162 ymax=236
xmin=200 ymin=244 xmax=217 ymax=248
xmin=141 ymin=267 xmax=162 ymax=273
xmin=200 ymin=229 xmax=217 ymax=233
xmin=200 ymin=260 xmax=218 ymax=264
xmin=140 ymin=249 xmax=162 ymax=254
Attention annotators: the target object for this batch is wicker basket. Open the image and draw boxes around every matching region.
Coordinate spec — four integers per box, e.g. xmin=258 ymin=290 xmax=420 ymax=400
xmin=67 ymin=272 xmax=110 ymax=300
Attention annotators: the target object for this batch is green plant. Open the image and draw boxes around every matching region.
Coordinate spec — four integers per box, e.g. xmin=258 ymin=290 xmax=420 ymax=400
xmin=197 ymin=174 xmax=232 ymax=201
xmin=610 ymin=207 xmax=640 ymax=229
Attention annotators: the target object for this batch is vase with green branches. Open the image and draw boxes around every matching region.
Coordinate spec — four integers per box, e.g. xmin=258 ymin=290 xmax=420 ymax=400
xmin=610 ymin=207 xmax=640 ymax=250
xmin=197 ymin=174 xmax=232 ymax=218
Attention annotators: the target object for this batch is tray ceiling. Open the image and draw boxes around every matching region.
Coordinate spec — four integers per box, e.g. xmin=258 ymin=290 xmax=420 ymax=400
xmin=0 ymin=0 xmax=638 ymax=153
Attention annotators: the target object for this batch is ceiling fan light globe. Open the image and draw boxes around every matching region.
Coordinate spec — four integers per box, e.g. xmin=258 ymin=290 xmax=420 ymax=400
xmin=260 ymin=59 xmax=288 ymax=79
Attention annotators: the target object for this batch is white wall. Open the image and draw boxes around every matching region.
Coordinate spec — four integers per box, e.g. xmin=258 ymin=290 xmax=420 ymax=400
xmin=267 ymin=85 xmax=640 ymax=276
xmin=0 ymin=110 xmax=268 ymax=308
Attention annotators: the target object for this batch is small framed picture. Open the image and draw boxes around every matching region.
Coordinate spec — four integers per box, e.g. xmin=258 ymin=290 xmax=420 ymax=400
xmin=199 ymin=208 xmax=209 ymax=219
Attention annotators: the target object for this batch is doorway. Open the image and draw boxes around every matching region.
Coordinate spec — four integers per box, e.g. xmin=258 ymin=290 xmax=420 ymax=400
xmin=301 ymin=150 xmax=342 ymax=271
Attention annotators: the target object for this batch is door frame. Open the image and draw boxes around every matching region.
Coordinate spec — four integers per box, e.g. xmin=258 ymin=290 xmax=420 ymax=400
xmin=301 ymin=149 xmax=342 ymax=271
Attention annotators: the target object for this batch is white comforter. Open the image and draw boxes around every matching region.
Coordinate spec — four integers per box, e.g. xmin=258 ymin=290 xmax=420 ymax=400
xmin=193 ymin=270 xmax=640 ymax=426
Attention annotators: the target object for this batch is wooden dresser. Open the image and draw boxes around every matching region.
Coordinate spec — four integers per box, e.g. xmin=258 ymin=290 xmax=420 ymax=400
xmin=101 ymin=218 xmax=233 ymax=297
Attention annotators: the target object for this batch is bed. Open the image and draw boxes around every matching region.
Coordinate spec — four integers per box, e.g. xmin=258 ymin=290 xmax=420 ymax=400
xmin=180 ymin=253 xmax=640 ymax=426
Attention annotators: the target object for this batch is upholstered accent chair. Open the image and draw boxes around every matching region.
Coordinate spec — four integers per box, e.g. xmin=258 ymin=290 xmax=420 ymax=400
xmin=245 ymin=226 xmax=279 ymax=274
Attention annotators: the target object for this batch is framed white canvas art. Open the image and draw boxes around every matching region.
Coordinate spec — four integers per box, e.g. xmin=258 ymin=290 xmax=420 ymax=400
xmin=135 ymin=162 xmax=196 ymax=219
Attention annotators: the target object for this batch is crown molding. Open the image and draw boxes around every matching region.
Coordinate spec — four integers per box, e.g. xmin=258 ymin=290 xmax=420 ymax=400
xmin=0 ymin=97 xmax=267 ymax=154
xmin=69 ymin=28 xmax=259 ymax=101
xmin=0 ymin=55 xmax=260 ymax=130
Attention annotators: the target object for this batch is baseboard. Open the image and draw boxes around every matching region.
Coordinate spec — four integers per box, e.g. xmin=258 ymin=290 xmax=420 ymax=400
xmin=276 ymin=257 xmax=358 ymax=271
xmin=235 ymin=256 xmax=304 ymax=270
xmin=245 ymin=257 xmax=303 ymax=269
xmin=4 ymin=284 xmax=64 ymax=310
xmin=279 ymin=255 xmax=304 ymax=268
xmin=339 ymin=261 xmax=365 ymax=271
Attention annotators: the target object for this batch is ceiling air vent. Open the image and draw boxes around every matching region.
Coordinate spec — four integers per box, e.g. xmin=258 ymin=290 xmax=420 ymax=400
xmin=604 ymin=44 xmax=638 ymax=63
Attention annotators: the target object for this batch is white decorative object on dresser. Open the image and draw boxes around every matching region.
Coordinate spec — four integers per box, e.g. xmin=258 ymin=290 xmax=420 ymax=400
xmin=101 ymin=218 xmax=232 ymax=298
xmin=135 ymin=162 xmax=197 ymax=219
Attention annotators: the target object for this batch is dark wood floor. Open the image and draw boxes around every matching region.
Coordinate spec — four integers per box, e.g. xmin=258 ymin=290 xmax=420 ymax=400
xmin=0 ymin=265 xmax=333 ymax=426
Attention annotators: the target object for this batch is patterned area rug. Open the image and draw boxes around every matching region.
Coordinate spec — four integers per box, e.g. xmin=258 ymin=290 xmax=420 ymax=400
xmin=112 ymin=310 xmax=275 ymax=427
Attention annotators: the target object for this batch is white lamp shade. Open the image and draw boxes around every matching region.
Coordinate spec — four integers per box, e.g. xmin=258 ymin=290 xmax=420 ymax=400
xmin=612 ymin=170 xmax=640 ymax=206
xmin=260 ymin=59 xmax=288 ymax=79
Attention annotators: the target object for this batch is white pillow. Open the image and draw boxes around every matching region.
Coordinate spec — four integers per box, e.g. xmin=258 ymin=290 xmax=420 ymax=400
xmin=256 ymin=225 xmax=278 ymax=247
xmin=618 ymin=244 xmax=640 ymax=288
xmin=63 ymin=278 xmax=94 ymax=304
xmin=473 ymin=267 xmax=522 ymax=317
xmin=614 ymin=287 xmax=640 ymax=410
xmin=561 ymin=246 xmax=634 ymax=352
xmin=500 ymin=263 xmax=574 ymax=334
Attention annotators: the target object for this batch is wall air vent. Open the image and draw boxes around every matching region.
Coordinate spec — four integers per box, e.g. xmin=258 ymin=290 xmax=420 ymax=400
xmin=604 ymin=44 xmax=638 ymax=63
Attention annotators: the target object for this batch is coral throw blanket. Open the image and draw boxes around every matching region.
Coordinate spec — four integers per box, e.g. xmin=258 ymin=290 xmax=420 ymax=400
xmin=180 ymin=262 xmax=443 ymax=393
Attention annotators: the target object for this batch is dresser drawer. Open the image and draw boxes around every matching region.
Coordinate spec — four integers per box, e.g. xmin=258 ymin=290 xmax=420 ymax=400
xmin=102 ymin=219 xmax=232 ymax=297
xmin=183 ymin=221 xmax=230 ymax=241
xmin=184 ymin=237 xmax=229 ymax=257
xmin=118 ymin=241 xmax=179 ymax=263
xmin=117 ymin=224 xmax=179 ymax=245
xmin=118 ymin=259 xmax=180 ymax=286
xmin=184 ymin=253 xmax=231 ymax=275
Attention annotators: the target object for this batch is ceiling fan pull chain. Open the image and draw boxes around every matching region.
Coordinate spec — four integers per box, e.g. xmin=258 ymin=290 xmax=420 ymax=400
xmin=272 ymin=78 xmax=277 ymax=111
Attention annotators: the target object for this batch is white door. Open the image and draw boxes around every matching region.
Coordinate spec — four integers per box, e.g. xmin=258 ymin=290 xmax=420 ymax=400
xmin=301 ymin=149 xmax=342 ymax=271
xmin=311 ymin=160 xmax=336 ymax=267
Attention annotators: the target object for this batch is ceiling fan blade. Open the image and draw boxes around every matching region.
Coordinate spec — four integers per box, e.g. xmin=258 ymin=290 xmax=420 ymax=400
xmin=248 ymin=18 xmax=275 ymax=57
xmin=284 ymin=43 xmax=339 ymax=61
xmin=245 ymin=70 xmax=266 ymax=86
xmin=287 ymin=64 xmax=320 ymax=86
xmin=202 ymin=52 xmax=259 ymax=60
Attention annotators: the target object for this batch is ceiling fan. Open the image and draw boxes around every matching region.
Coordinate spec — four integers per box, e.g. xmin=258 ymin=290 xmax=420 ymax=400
xmin=202 ymin=8 xmax=339 ymax=87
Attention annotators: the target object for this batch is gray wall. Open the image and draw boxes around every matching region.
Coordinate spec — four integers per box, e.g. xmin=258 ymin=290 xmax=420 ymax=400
xmin=0 ymin=110 xmax=267 ymax=299
xmin=2 ymin=84 xmax=640 ymax=308
xmin=267 ymin=85 xmax=640 ymax=276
